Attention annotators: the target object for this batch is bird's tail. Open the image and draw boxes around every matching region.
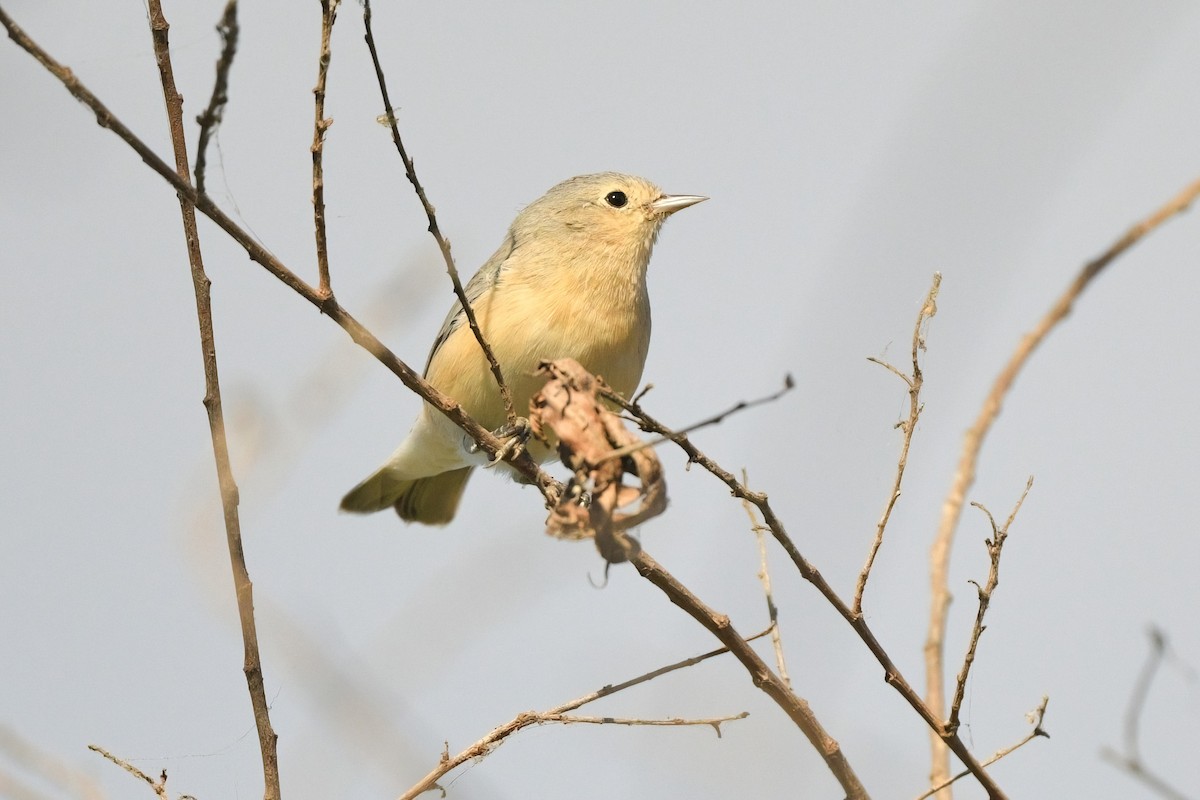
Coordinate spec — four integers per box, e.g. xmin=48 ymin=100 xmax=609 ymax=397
xmin=340 ymin=466 xmax=473 ymax=526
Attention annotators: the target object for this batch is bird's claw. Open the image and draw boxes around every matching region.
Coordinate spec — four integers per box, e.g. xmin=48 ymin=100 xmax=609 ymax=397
xmin=483 ymin=417 xmax=532 ymax=467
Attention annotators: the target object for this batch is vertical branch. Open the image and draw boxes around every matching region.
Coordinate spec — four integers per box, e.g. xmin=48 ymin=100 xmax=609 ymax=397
xmin=854 ymin=273 xmax=939 ymax=614
xmin=740 ymin=470 xmax=790 ymax=687
xmin=924 ymin=175 xmax=1200 ymax=796
xmin=193 ymin=0 xmax=238 ymax=195
xmin=144 ymin=4 xmax=280 ymax=798
xmin=359 ymin=0 xmax=516 ymax=423
xmin=311 ymin=0 xmax=340 ymax=297
xmin=947 ymin=478 xmax=1033 ymax=732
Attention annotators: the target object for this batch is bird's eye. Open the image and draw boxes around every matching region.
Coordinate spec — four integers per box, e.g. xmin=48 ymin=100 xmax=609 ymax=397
xmin=605 ymin=190 xmax=628 ymax=208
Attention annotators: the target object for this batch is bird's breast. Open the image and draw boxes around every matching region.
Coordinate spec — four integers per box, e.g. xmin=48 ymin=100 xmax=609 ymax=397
xmin=425 ymin=256 xmax=653 ymax=431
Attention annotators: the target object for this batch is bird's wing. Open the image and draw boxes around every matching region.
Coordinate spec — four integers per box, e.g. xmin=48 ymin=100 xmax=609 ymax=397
xmin=423 ymin=230 xmax=517 ymax=375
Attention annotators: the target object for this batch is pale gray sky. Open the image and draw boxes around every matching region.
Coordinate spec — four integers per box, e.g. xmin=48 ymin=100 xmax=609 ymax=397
xmin=2 ymin=2 xmax=1198 ymax=798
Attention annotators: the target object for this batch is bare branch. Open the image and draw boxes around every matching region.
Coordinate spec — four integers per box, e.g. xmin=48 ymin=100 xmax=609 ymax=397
xmin=0 ymin=8 xmax=561 ymax=506
xmin=88 ymin=745 xmax=169 ymax=800
xmin=311 ymin=0 xmax=340 ymax=296
xmin=925 ymin=174 xmax=1200 ymax=792
xmin=854 ymin=273 xmax=940 ymax=613
xmin=399 ymin=633 xmax=769 ymax=800
xmin=529 ymin=361 xmax=868 ymax=791
xmin=948 ymin=478 xmax=1033 ymax=731
xmin=601 ymin=373 xmax=794 ymax=464
xmin=360 ymin=0 xmax=516 ymax=423
xmin=629 ymin=549 xmax=869 ymax=799
xmin=194 ymin=0 xmax=238 ymax=194
xmin=915 ymin=696 xmax=1050 ymax=800
xmin=543 ymin=711 xmax=748 ymax=732
xmin=604 ymin=387 xmax=1007 ymax=798
xmin=741 ymin=470 xmax=790 ymax=688
xmin=530 ymin=363 xmax=865 ymax=792
xmin=144 ymin=3 xmax=279 ymax=795
xmin=1100 ymin=628 xmax=1195 ymax=800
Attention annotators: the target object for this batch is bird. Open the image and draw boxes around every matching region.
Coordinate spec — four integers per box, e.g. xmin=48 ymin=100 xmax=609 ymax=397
xmin=340 ymin=172 xmax=706 ymax=525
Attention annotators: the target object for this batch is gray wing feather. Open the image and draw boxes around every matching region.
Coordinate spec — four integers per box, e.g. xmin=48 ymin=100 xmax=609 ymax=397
xmin=423 ymin=230 xmax=517 ymax=375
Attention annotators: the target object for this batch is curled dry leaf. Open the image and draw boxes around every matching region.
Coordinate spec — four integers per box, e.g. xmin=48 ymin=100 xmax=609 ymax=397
xmin=531 ymin=359 xmax=668 ymax=563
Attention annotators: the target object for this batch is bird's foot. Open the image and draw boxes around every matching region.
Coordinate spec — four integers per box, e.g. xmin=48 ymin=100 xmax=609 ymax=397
xmin=483 ymin=417 xmax=532 ymax=468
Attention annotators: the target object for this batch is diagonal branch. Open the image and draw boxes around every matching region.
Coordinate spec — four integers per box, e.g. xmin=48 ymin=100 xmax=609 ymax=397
xmin=915 ymin=696 xmax=1050 ymax=800
xmin=144 ymin=2 xmax=279 ymax=796
xmin=631 ymin=549 xmax=869 ymax=799
xmin=854 ymin=272 xmax=940 ymax=613
xmin=360 ymin=0 xmax=515 ymax=423
xmin=0 ymin=7 xmax=562 ymax=507
xmin=603 ymin=388 xmax=1008 ymax=797
xmin=88 ymin=745 xmax=170 ymax=800
xmin=924 ymin=174 xmax=1200 ymax=795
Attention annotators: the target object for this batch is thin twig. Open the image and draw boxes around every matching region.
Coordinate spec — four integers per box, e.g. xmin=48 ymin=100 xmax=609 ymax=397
xmin=399 ymin=629 xmax=771 ymax=800
xmin=741 ymin=469 xmax=790 ymax=688
xmin=0 ymin=9 xmax=561 ymax=505
xmin=914 ymin=696 xmax=1050 ymax=800
xmin=144 ymin=4 xmax=279 ymax=796
xmin=601 ymin=374 xmax=794 ymax=464
xmin=530 ymin=365 xmax=864 ymax=792
xmin=545 ymin=712 xmax=748 ymax=730
xmin=948 ymin=478 xmax=1033 ymax=731
xmin=311 ymin=0 xmax=339 ymax=296
xmin=88 ymin=745 xmax=169 ymax=800
xmin=360 ymin=0 xmax=516 ymax=423
xmin=854 ymin=273 xmax=940 ymax=613
xmin=629 ymin=548 xmax=869 ymax=800
xmin=1100 ymin=628 xmax=1194 ymax=800
xmin=193 ymin=0 xmax=237 ymax=194
xmin=924 ymin=175 xmax=1200 ymax=794
xmin=603 ymin=387 xmax=1008 ymax=798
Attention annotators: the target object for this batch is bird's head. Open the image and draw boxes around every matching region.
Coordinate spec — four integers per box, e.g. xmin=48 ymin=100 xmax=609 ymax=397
xmin=514 ymin=172 xmax=707 ymax=261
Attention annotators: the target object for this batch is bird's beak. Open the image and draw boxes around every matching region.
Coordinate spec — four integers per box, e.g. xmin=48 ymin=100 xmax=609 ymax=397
xmin=650 ymin=194 xmax=708 ymax=216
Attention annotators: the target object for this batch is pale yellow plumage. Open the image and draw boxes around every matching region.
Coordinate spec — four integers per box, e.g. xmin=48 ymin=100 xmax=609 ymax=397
xmin=341 ymin=172 xmax=705 ymax=524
